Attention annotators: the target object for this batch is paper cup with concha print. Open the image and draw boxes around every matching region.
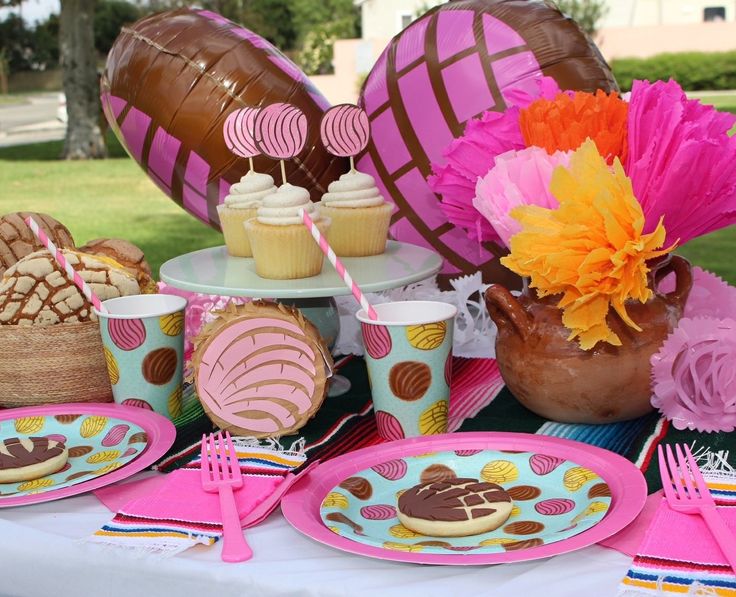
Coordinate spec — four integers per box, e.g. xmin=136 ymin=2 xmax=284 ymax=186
xmin=357 ymin=301 xmax=457 ymax=441
xmin=94 ymin=294 xmax=187 ymax=421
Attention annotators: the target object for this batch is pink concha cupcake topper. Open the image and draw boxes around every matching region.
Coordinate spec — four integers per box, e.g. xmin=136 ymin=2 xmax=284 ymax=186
xmin=223 ymin=107 xmax=260 ymax=170
xmin=320 ymin=104 xmax=370 ymax=170
xmin=255 ymin=102 xmax=308 ymax=184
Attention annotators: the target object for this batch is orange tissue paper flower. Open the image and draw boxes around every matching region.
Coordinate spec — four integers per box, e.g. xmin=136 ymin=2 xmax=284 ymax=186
xmin=519 ymin=90 xmax=628 ymax=164
xmin=500 ymin=140 xmax=675 ymax=350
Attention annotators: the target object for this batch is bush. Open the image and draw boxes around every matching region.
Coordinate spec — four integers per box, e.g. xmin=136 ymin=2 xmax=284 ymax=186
xmin=612 ymin=51 xmax=736 ymax=91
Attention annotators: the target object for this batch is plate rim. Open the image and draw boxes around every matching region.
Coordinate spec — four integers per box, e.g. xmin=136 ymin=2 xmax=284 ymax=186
xmin=0 ymin=402 xmax=176 ymax=508
xmin=281 ymin=431 xmax=647 ymax=565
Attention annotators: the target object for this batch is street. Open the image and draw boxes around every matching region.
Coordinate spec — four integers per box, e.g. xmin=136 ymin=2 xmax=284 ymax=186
xmin=0 ymin=92 xmax=66 ymax=148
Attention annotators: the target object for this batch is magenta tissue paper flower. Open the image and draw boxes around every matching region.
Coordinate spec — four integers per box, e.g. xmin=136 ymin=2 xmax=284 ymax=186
xmin=473 ymin=147 xmax=572 ymax=248
xmin=428 ymin=76 xmax=562 ymax=242
xmin=651 ymin=317 xmax=736 ymax=432
xmin=626 ymin=79 xmax=736 ymax=246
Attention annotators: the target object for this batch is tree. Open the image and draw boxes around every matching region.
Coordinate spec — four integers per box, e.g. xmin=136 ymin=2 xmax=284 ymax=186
xmin=95 ymin=0 xmax=141 ymax=54
xmin=60 ymin=0 xmax=107 ymax=159
xmin=553 ymin=0 xmax=609 ymax=37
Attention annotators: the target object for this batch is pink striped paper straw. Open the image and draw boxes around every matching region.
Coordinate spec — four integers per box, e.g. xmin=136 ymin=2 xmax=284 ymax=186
xmin=24 ymin=216 xmax=108 ymax=314
xmin=298 ymin=208 xmax=379 ymax=321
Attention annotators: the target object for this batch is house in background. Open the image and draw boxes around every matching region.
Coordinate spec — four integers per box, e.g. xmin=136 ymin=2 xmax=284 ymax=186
xmin=312 ymin=0 xmax=736 ymax=104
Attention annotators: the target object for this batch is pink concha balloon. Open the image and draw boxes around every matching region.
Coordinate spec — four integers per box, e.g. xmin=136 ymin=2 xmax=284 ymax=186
xmin=320 ymin=104 xmax=370 ymax=157
xmin=529 ymin=454 xmax=565 ymax=475
xmin=535 ymin=498 xmax=576 ymax=516
xmin=108 ymin=318 xmax=146 ymax=351
xmin=360 ymin=504 xmax=397 ymax=520
xmin=255 ymin=103 xmax=308 ymax=159
xmin=102 ymin=424 xmax=131 ymax=447
xmin=223 ymin=107 xmax=260 ymax=158
xmin=361 ymin=323 xmax=392 ymax=360
xmin=374 ymin=411 xmax=405 ymax=441
xmin=371 ymin=458 xmax=408 ymax=480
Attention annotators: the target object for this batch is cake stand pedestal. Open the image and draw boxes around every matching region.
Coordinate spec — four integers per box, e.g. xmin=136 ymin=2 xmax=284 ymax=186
xmin=160 ymin=241 xmax=443 ymax=395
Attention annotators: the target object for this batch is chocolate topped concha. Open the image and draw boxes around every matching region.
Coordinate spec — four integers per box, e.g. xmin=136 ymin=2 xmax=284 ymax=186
xmin=0 ymin=248 xmax=142 ymax=326
xmin=0 ymin=436 xmax=69 ymax=483
xmin=397 ymin=478 xmax=513 ymax=537
xmin=0 ymin=212 xmax=75 ymax=276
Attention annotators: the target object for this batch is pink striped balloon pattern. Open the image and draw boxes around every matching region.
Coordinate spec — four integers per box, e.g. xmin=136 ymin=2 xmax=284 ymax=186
xmin=223 ymin=107 xmax=260 ymax=158
xmin=320 ymin=104 xmax=370 ymax=157
xmin=254 ymin=102 xmax=307 ymax=159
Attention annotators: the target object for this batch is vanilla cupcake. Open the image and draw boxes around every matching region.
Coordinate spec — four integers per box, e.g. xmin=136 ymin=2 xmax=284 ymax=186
xmin=217 ymin=171 xmax=276 ymax=257
xmin=319 ymin=170 xmax=392 ymax=256
xmin=244 ymin=184 xmax=330 ymax=279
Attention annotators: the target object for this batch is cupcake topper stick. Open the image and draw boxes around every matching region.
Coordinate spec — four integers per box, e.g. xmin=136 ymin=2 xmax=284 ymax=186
xmin=223 ymin=107 xmax=261 ymax=172
xmin=320 ymin=104 xmax=370 ymax=173
xmin=24 ymin=216 xmax=107 ymax=314
xmin=255 ymin=103 xmax=308 ymax=186
xmin=298 ymin=208 xmax=379 ymax=321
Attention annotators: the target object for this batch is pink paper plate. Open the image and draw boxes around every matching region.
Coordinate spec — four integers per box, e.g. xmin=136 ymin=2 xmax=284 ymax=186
xmin=280 ymin=432 xmax=647 ymax=565
xmin=0 ymin=403 xmax=175 ymax=508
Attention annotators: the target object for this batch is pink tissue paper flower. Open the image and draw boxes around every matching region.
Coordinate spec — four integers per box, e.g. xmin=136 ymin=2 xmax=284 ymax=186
xmin=473 ymin=147 xmax=572 ymax=248
xmin=651 ymin=317 xmax=736 ymax=433
xmin=658 ymin=266 xmax=736 ymax=320
xmin=626 ymin=79 xmax=736 ymax=246
xmin=428 ymin=76 xmax=562 ymax=242
xmin=157 ymin=282 xmax=249 ymax=367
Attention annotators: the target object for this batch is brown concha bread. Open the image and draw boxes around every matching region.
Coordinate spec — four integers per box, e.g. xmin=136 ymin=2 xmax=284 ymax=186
xmin=78 ymin=238 xmax=156 ymax=292
xmin=0 ymin=248 xmax=141 ymax=326
xmin=0 ymin=212 xmax=75 ymax=276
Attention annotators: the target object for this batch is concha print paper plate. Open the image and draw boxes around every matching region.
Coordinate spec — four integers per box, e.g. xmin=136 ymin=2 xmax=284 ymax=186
xmin=0 ymin=403 xmax=175 ymax=507
xmin=281 ymin=432 xmax=647 ymax=565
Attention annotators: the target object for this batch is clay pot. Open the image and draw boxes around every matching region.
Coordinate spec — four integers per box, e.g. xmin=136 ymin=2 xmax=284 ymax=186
xmin=484 ymin=256 xmax=692 ymax=424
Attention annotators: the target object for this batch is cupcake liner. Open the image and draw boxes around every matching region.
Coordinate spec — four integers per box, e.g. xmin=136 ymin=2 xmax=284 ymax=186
xmin=651 ymin=317 xmax=736 ymax=433
xmin=320 ymin=203 xmax=392 ymax=257
xmin=217 ymin=205 xmax=258 ymax=257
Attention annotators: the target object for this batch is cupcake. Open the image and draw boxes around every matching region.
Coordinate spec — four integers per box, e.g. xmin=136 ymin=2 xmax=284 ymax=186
xmin=217 ymin=171 xmax=276 ymax=257
xmin=244 ymin=184 xmax=330 ymax=279
xmin=319 ymin=170 xmax=392 ymax=256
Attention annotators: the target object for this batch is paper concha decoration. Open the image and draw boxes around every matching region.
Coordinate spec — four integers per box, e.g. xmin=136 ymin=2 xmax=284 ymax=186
xmin=0 ymin=212 xmax=75 ymax=276
xmin=193 ymin=301 xmax=334 ymax=438
xmin=0 ymin=249 xmax=142 ymax=326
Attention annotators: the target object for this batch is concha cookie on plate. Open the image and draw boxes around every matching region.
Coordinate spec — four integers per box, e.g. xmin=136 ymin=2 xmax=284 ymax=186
xmin=397 ymin=478 xmax=513 ymax=537
xmin=0 ymin=436 xmax=69 ymax=483
xmin=0 ymin=212 xmax=75 ymax=276
xmin=78 ymin=238 xmax=157 ymax=293
xmin=0 ymin=248 xmax=142 ymax=326
xmin=193 ymin=301 xmax=334 ymax=438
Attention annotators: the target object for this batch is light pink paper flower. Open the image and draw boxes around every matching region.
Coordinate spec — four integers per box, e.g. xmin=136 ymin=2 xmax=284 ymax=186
xmin=428 ymin=76 xmax=562 ymax=242
xmin=658 ymin=266 xmax=736 ymax=319
xmin=651 ymin=317 xmax=736 ymax=432
xmin=473 ymin=147 xmax=572 ymax=247
xmin=626 ymin=79 xmax=736 ymax=246
xmin=157 ymin=282 xmax=249 ymax=366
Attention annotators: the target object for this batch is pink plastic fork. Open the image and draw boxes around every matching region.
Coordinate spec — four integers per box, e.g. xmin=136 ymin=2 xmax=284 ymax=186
xmin=201 ymin=431 xmax=253 ymax=562
xmin=658 ymin=443 xmax=736 ymax=571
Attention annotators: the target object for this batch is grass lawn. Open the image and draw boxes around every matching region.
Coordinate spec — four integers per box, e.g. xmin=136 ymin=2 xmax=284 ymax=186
xmin=0 ymin=132 xmax=734 ymax=284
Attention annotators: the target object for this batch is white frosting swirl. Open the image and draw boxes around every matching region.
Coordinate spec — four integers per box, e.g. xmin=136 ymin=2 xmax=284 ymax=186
xmin=321 ymin=170 xmax=385 ymax=208
xmin=256 ymin=184 xmax=321 ymax=226
xmin=224 ymin=171 xmax=276 ymax=209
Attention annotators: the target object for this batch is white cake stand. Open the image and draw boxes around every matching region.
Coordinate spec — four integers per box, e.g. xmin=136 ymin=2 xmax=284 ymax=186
xmin=160 ymin=241 xmax=443 ymax=395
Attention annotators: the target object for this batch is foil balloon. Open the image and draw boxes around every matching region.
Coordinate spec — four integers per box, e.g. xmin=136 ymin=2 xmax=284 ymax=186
xmin=357 ymin=0 xmax=618 ymax=285
xmin=101 ymin=8 xmax=347 ymax=230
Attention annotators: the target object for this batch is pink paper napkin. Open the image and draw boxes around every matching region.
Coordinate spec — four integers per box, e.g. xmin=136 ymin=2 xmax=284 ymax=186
xmin=617 ymin=477 xmax=736 ymax=596
xmin=88 ymin=443 xmax=307 ymax=556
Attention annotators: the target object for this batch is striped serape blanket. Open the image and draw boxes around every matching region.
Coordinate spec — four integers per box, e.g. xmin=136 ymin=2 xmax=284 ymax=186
xmin=619 ymin=473 xmax=736 ymax=596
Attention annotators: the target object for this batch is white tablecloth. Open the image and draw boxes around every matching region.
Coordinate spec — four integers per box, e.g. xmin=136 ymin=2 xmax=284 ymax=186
xmin=0 ymin=474 xmax=633 ymax=597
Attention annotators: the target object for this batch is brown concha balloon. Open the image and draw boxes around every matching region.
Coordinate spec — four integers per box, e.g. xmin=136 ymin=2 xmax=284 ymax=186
xmin=101 ymin=8 xmax=348 ymax=230
xmin=0 ymin=212 xmax=74 ymax=276
xmin=356 ymin=0 xmax=618 ymax=285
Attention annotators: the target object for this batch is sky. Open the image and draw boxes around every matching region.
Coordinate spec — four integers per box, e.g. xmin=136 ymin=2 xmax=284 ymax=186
xmin=0 ymin=0 xmax=59 ymax=24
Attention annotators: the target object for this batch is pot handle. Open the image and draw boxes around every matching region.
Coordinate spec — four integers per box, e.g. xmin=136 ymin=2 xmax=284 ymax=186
xmin=484 ymin=285 xmax=531 ymax=340
xmin=654 ymin=255 xmax=693 ymax=311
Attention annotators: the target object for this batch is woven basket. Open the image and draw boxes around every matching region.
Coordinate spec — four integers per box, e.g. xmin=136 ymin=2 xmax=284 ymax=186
xmin=0 ymin=321 xmax=113 ymax=408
